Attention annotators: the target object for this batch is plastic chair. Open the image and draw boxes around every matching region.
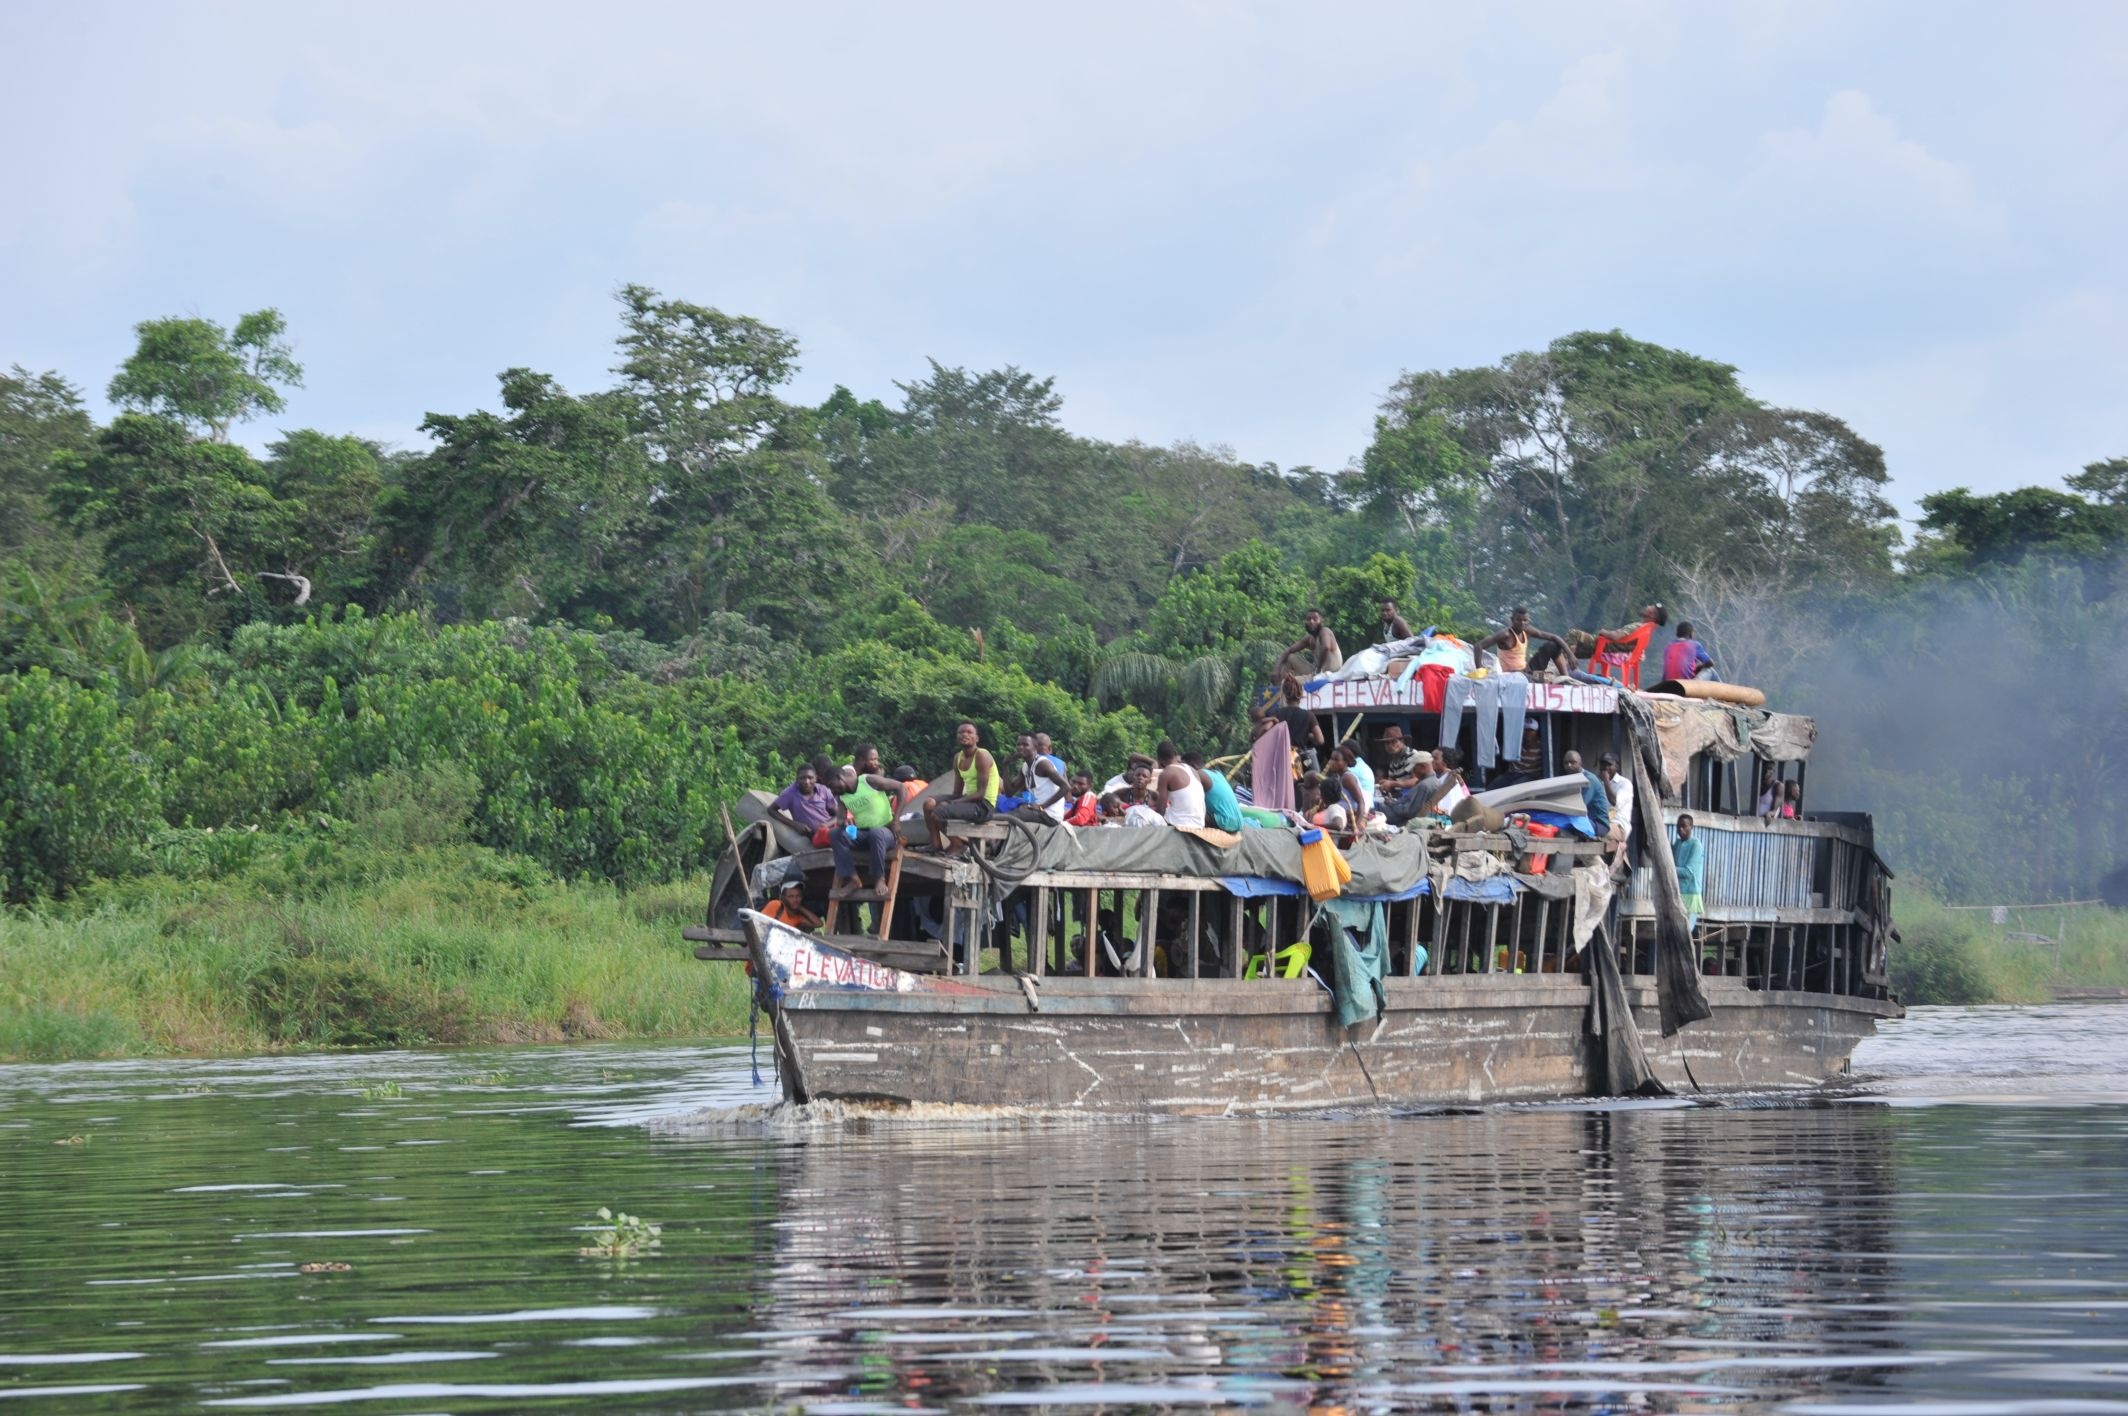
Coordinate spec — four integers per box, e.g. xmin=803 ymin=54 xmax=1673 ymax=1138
xmin=1591 ymin=621 xmax=1656 ymax=690
xmin=1244 ymin=940 xmax=1313 ymax=980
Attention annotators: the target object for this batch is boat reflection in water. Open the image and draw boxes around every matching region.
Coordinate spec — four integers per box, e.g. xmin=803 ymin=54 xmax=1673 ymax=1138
xmin=722 ymin=1104 xmax=1915 ymax=1410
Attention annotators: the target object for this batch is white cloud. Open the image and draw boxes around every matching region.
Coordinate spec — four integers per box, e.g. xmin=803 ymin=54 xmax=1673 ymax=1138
xmin=1736 ymin=89 xmax=2008 ymax=267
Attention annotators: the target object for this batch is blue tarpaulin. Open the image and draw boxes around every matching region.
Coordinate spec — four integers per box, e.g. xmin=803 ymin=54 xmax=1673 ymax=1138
xmin=1217 ymin=875 xmax=1514 ymax=905
xmin=1218 ymin=875 xmax=1303 ymax=898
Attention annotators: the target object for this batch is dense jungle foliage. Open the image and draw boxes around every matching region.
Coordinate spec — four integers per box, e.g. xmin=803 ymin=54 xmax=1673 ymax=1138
xmin=2 ymin=293 xmax=2124 ymax=1047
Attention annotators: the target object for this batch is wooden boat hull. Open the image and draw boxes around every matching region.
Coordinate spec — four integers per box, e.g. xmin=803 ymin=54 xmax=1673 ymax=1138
xmin=745 ymin=913 xmax=1899 ymax=1114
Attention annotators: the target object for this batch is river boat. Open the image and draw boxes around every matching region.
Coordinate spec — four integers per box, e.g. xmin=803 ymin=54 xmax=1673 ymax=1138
xmin=691 ymin=673 xmax=1900 ymax=1114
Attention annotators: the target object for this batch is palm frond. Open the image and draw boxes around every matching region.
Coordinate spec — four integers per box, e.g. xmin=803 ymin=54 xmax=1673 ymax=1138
xmin=1090 ymin=651 xmax=1179 ymax=707
xmin=1176 ymin=655 xmax=1235 ymax=717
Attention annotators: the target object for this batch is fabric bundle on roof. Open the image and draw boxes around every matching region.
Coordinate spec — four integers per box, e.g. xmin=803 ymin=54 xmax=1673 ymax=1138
xmin=1634 ymin=692 xmax=1816 ymax=795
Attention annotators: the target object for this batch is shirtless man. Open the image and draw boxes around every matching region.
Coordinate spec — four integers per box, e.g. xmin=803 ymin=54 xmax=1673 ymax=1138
xmin=1276 ymin=608 xmax=1344 ymax=680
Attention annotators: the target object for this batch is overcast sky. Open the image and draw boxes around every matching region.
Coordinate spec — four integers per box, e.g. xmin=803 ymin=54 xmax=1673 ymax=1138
xmin=3 ymin=2 xmax=2123 ymax=519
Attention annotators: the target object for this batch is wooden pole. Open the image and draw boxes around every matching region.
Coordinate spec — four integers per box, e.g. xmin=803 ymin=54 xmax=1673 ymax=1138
xmin=1031 ymin=886 xmax=1049 ymax=978
xmin=720 ymin=805 xmax=758 ymax=909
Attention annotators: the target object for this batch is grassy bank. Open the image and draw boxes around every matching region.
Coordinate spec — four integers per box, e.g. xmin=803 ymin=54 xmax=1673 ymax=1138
xmin=1890 ymin=894 xmax=2128 ymax=1005
xmin=0 ymin=844 xmax=750 ymax=1062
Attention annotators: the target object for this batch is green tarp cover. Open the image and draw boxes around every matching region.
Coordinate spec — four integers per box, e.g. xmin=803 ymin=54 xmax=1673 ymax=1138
xmin=1320 ymin=896 xmax=1390 ymax=1027
xmin=1007 ymin=821 xmax=1434 ymax=898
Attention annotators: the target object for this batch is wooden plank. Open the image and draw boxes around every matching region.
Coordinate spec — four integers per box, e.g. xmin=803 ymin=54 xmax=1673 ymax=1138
xmin=1141 ymin=888 xmax=1160 ymax=977
xmin=683 ymin=925 xmax=744 ymax=944
xmin=1187 ymin=891 xmax=1201 ymax=979
xmin=1031 ymin=887 xmax=1049 ymax=979
xmin=1085 ymin=888 xmax=1098 ymax=978
xmin=693 ymin=944 xmax=749 ymax=962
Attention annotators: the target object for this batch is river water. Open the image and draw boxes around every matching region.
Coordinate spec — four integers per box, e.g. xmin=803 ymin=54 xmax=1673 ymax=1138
xmin=2 ymin=1005 xmax=2125 ymax=1412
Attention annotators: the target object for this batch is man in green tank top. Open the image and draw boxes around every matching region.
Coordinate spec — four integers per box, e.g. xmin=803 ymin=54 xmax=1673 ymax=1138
xmin=832 ymin=765 xmax=902 ymax=896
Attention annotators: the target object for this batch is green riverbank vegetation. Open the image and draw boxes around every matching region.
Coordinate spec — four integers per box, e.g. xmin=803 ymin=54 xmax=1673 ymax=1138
xmin=1890 ymin=895 xmax=2128 ymax=1008
xmin=0 ymin=780 xmax=754 ymax=1060
xmin=4 ymin=297 xmax=2125 ymax=1056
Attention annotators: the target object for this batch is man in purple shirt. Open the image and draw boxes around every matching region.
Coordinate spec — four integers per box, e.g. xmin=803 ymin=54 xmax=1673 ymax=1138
xmin=1662 ymin=621 xmax=1715 ymax=682
xmin=769 ymin=763 xmax=838 ymax=841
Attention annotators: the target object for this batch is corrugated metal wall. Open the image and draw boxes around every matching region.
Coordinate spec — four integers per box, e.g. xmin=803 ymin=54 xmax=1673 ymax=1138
xmin=1623 ymin=819 xmax=1822 ymax=913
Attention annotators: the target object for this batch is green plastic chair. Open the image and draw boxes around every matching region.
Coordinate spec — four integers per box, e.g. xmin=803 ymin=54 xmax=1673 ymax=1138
xmin=1244 ymin=940 xmax=1312 ymax=980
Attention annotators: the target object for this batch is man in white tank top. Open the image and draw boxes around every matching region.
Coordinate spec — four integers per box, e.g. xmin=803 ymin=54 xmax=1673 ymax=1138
xmin=1153 ymin=740 xmax=1206 ymax=828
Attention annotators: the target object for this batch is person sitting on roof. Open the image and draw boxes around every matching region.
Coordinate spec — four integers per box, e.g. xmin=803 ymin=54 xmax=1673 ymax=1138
xmin=769 ymin=762 xmax=840 ymax=845
xmin=1106 ymin=789 xmax=1165 ymax=828
xmin=1377 ymin=598 xmax=1414 ymax=643
xmin=1153 ymin=740 xmax=1206 ymax=828
xmin=1057 ymin=771 xmax=1101 ymax=826
xmin=1529 ymin=640 xmax=1621 ymax=686
xmin=1377 ymin=724 xmax=1425 ymax=797
xmin=1101 ymin=752 xmax=1157 ymax=795
xmin=762 ymin=880 xmax=822 ymax=934
xmin=830 ymin=765 xmax=902 ymax=899
xmin=1563 ymin=749 xmax=1615 ymax=840
xmin=1599 ymin=602 xmax=1669 ymax=645
xmin=1005 ymin=731 xmax=1070 ymax=818
xmin=1332 ymin=742 xmax=1377 ymax=807
xmin=922 ymin=721 xmax=999 ymax=851
xmin=1473 ymin=605 xmax=1566 ymax=679
xmin=1385 ymin=747 xmax=1465 ymax=826
xmin=1183 ymin=749 xmax=1244 ymax=832
xmin=1275 ymin=608 xmax=1344 ymax=681
xmin=1661 ymin=621 xmax=1716 ymax=682
xmin=1298 ymin=771 xmax=1347 ymax=834
xmin=1549 ymin=604 xmax=1667 ymax=675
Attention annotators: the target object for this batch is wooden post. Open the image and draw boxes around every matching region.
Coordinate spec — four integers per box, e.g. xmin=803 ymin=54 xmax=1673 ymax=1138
xmin=1140 ymin=889 xmax=1160 ymax=977
xmin=1084 ymin=888 xmax=1098 ymax=977
xmin=1031 ymin=886 xmax=1049 ymax=978
xmin=1403 ymin=898 xmax=1420 ymax=976
xmin=1228 ymin=894 xmax=1244 ymax=978
xmin=1187 ymin=891 xmax=1201 ymax=979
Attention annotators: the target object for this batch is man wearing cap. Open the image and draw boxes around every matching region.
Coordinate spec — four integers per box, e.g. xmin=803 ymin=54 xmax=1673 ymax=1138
xmin=1377 ymin=725 xmax=1425 ymax=795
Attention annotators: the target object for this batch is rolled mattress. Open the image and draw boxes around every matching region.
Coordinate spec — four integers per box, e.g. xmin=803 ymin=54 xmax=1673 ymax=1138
xmin=1646 ymin=678 xmax=1767 ymax=707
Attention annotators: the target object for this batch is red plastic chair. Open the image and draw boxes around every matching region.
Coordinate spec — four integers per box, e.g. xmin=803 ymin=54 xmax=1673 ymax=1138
xmin=1591 ymin=622 xmax=1656 ymax=690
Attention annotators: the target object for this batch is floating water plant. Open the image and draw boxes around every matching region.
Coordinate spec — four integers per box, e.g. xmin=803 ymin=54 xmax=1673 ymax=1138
xmin=53 ymin=1134 xmax=87 ymax=1146
xmin=298 ymin=1261 xmax=352 ymax=1274
xmin=356 ymin=1080 xmax=403 ymax=1099
xmin=462 ymin=1070 xmax=510 ymax=1087
xmin=578 ymin=1207 xmax=661 ymax=1258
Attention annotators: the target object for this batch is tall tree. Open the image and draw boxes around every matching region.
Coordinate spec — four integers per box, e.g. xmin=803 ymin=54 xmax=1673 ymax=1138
xmin=107 ymin=309 xmax=302 ymax=442
xmin=1909 ymin=484 xmax=2124 ymax=572
xmin=1366 ymin=330 xmax=1897 ymax=628
xmin=50 ymin=414 xmax=296 ymax=640
xmin=376 ymin=370 xmax=650 ymax=618
xmin=0 ymin=366 xmax=95 ymax=569
xmin=612 ymin=283 xmax=800 ymax=495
